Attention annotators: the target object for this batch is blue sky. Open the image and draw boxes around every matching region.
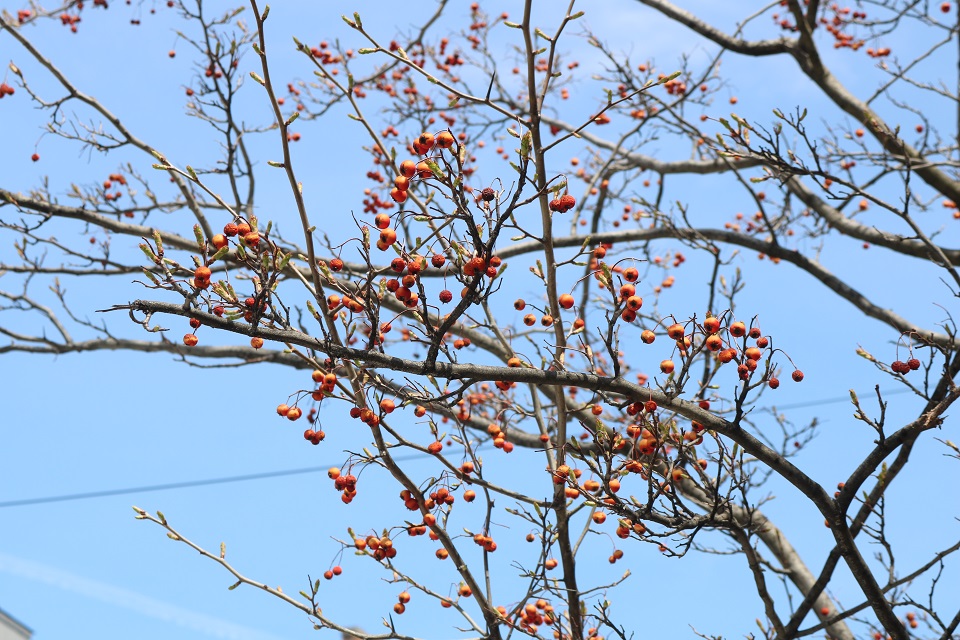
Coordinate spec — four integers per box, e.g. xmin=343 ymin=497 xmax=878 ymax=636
xmin=2 ymin=1 xmax=958 ymax=638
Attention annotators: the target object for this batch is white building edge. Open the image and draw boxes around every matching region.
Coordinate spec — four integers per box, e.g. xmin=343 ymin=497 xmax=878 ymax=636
xmin=0 ymin=607 xmax=31 ymax=640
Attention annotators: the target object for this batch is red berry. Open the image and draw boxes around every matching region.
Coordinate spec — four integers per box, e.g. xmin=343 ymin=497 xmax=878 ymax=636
xmin=791 ymin=370 xmax=804 ymax=382
xmin=703 ymin=317 xmax=721 ymax=334
xmin=436 ymin=130 xmax=456 ymax=149
xmin=399 ymin=160 xmax=417 ymax=178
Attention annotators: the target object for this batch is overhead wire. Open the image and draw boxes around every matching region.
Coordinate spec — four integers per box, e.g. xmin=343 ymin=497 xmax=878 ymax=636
xmin=0 ymin=387 xmax=913 ymax=508
xmin=0 ymin=452 xmax=423 ymax=509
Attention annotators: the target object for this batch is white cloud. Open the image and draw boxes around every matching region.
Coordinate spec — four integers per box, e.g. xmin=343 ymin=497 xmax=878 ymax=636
xmin=0 ymin=552 xmax=287 ymax=640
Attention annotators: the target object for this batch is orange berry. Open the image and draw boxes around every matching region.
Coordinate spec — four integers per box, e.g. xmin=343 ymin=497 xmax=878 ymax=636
xmin=416 ymin=132 xmax=435 ymax=152
xmin=415 ymin=161 xmax=434 ymax=179
xmin=703 ymin=316 xmax=721 ymax=334
xmin=398 ymin=160 xmax=417 ymax=178
xmin=379 ymin=227 xmax=397 ymax=246
xmin=436 ymin=130 xmax=455 ymax=149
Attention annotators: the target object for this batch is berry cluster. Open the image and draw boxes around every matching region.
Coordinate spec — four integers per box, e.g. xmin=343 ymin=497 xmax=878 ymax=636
xmin=390 ymin=130 xmax=457 ymax=204
xmin=548 ymin=193 xmax=576 ymax=213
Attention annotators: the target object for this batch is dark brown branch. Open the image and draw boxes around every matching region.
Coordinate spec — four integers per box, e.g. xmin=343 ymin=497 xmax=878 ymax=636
xmin=539 ymin=115 xmax=764 ymax=175
xmin=503 ymin=227 xmax=959 ymax=350
xmin=633 ymin=0 xmax=795 ymax=56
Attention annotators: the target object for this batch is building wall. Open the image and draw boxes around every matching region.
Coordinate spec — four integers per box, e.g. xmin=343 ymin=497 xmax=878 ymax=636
xmin=0 ymin=609 xmax=31 ymax=640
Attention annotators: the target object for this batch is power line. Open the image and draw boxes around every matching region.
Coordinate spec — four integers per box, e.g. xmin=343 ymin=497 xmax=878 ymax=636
xmin=0 ymin=387 xmax=914 ymax=509
xmin=0 ymin=452 xmax=420 ymax=509
xmin=773 ymin=386 xmax=909 ymax=411
xmin=0 ymin=465 xmax=331 ymax=508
